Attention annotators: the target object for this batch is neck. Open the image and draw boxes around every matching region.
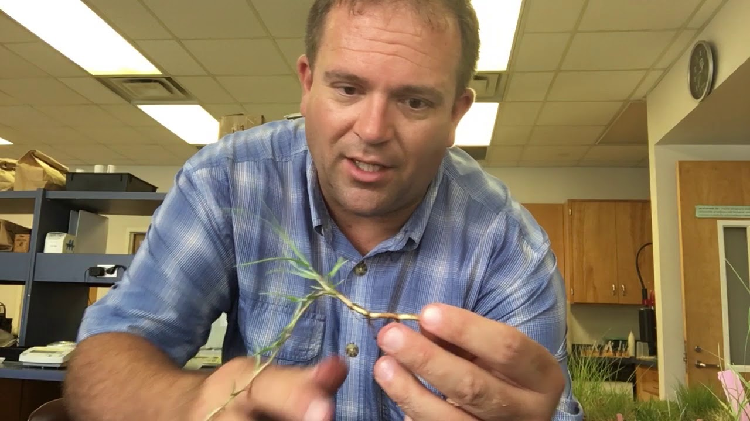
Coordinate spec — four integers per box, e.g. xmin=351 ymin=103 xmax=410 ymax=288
xmin=327 ymin=202 xmax=419 ymax=256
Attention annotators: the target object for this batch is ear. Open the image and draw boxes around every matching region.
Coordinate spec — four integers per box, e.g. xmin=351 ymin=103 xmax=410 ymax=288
xmin=297 ymin=55 xmax=314 ymax=116
xmin=446 ymin=88 xmax=475 ymax=147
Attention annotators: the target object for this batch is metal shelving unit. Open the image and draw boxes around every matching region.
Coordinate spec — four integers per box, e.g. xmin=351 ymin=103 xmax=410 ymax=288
xmin=0 ymin=188 xmax=164 ymax=380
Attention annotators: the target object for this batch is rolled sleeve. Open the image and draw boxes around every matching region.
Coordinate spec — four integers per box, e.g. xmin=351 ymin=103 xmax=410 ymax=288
xmin=77 ymin=161 xmax=236 ymax=366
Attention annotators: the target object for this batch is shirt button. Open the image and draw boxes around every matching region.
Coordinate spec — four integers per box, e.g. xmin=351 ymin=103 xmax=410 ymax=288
xmin=353 ymin=261 xmax=367 ymax=276
xmin=345 ymin=343 xmax=359 ymax=357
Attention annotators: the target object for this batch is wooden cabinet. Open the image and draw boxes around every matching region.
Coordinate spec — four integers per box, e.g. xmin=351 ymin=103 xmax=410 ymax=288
xmin=565 ymin=200 xmax=653 ymax=305
xmin=523 ymin=203 xmax=566 ymax=283
xmin=635 ymin=365 xmax=660 ymax=401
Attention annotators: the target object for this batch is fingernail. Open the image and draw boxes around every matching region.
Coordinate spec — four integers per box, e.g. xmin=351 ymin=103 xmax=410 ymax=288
xmin=381 ymin=325 xmax=405 ymax=353
xmin=375 ymin=358 xmax=395 ymax=383
xmin=421 ymin=305 xmax=441 ymax=329
xmin=304 ymin=398 xmax=331 ymax=421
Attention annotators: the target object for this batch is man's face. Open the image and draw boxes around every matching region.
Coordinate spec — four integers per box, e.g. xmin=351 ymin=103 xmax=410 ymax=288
xmin=297 ymin=3 xmax=474 ymax=221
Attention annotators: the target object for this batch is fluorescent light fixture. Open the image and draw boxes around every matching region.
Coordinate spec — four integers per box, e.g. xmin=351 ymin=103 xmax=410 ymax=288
xmin=0 ymin=137 xmax=12 ymax=145
xmin=472 ymin=0 xmax=522 ymax=71
xmin=138 ymin=105 xmax=219 ymax=145
xmin=454 ymin=102 xmax=499 ymax=147
xmin=0 ymin=0 xmax=160 ymax=76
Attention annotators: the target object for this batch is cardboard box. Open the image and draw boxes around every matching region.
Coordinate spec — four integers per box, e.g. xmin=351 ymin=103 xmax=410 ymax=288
xmin=13 ymin=234 xmax=30 ymax=253
xmin=218 ymin=114 xmax=265 ymax=139
xmin=43 ymin=232 xmax=76 ymax=254
xmin=0 ymin=220 xmax=31 ymax=252
xmin=14 ymin=150 xmax=68 ymax=191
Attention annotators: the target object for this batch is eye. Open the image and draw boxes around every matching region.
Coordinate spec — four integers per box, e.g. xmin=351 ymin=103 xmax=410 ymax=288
xmin=338 ymin=86 xmax=358 ymax=96
xmin=406 ymin=98 xmax=429 ymax=110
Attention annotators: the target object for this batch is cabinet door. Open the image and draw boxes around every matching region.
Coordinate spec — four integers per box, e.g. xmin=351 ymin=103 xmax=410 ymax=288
xmin=615 ymin=201 xmax=653 ymax=305
xmin=523 ymin=204 xmax=566 ymax=297
xmin=568 ymin=201 xmax=619 ymax=304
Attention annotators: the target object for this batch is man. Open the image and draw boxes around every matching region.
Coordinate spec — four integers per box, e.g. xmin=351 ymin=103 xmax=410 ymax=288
xmin=64 ymin=0 xmax=583 ymax=420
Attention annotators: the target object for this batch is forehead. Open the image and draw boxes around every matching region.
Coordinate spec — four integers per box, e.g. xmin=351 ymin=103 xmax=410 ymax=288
xmin=317 ymin=3 xmax=461 ymax=85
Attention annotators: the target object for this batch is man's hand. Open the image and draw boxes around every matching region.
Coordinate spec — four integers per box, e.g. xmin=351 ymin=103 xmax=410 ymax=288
xmin=190 ymin=356 xmax=348 ymax=421
xmin=373 ymin=304 xmax=565 ymax=421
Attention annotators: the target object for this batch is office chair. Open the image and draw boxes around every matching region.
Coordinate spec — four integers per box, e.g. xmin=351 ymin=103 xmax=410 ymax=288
xmin=27 ymin=398 xmax=71 ymax=421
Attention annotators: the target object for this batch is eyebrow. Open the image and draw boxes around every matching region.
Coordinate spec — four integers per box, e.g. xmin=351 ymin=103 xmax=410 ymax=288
xmin=323 ymin=70 xmax=445 ymax=106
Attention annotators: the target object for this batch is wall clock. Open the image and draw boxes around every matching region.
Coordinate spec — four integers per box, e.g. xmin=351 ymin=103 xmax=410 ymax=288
xmin=688 ymin=40 xmax=715 ymax=101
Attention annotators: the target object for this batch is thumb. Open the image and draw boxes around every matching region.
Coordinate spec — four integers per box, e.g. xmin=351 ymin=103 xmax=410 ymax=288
xmin=309 ymin=355 xmax=349 ymax=393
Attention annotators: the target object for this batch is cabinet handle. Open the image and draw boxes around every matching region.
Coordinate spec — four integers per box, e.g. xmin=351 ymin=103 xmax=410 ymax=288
xmin=622 ymin=284 xmax=626 ymax=295
xmin=612 ymin=284 xmax=616 ymax=295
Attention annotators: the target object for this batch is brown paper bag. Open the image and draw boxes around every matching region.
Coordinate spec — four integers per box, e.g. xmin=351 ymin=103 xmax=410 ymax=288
xmin=218 ymin=114 xmax=265 ymax=139
xmin=0 ymin=158 xmax=16 ymax=192
xmin=0 ymin=220 xmax=30 ymax=252
xmin=13 ymin=150 xmax=68 ymax=191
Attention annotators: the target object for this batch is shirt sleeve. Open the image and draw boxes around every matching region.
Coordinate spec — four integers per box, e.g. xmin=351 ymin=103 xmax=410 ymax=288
xmin=473 ymin=210 xmax=584 ymax=421
xmin=76 ymin=161 xmax=236 ymax=366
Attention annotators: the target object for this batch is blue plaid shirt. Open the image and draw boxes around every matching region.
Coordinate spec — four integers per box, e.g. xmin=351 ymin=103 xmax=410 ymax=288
xmin=78 ymin=118 xmax=583 ymax=420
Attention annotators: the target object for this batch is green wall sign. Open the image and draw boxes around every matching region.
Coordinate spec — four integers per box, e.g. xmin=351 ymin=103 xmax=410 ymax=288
xmin=695 ymin=205 xmax=750 ymax=218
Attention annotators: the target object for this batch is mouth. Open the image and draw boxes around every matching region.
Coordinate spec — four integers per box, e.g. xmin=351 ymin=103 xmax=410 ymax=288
xmin=352 ymin=159 xmax=385 ymax=173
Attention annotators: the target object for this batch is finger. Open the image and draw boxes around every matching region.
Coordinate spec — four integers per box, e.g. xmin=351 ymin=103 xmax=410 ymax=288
xmin=377 ymin=322 xmax=523 ymax=420
xmin=373 ymin=355 xmax=474 ymax=421
xmin=419 ymin=328 xmax=476 ymax=362
xmin=242 ymin=363 xmax=342 ymax=421
xmin=418 ymin=303 xmax=562 ymax=394
xmin=309 ymin=355 xmax=349 ymax=393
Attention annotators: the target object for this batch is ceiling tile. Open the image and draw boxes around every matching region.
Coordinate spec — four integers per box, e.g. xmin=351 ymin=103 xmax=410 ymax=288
xmin=162 ymin=142 xmax=200 ymax=160
xmin=85 ymin=0 xmax=172 ymax=40
xmin=250 ymin=0 xmax=314 ymax=38
xmin=578 ymin=0 xmax=702 ymax=30
xmin=142 ymin=0 xmax=267 ymax=39
xmin=63 ymin=144 xmax=128 ymax=161
xmin=77 ymin=127 xmax=155 ymax=144
xmin=529 ymin=126 xmax=605 ymax=145
xmin=631 ymin=70 xmax=664 ymax=99
xmin=688 ymin=0 xmax=725 ymax=28
xmin=518 ymin=160 xmax=578 ymax=167
xmin=0 ymin=45 xmax=48 ymax=78
xmin=522 ymin=0 xmax=586 ymax=33
xmin=522 ymin=145 xmax=589 ymax=161
xmin=0 ymin=90 xmax=21 ymax=105
xmin=242 ymin=103 xmax=300 ymax=121
xmin=537 ymin=102 xmax=623 ymax=126
xmin=203 ymin=104 xmax=246 ymax=120
xmin=35 ymin=105 xmax=124 ymax=127
xmin=511 ymin=33 xmax=570 ymax=71
xmin=135 ymin=40 xmax=206 ymax=76
xmin=217 ymin=76 xmax=301 ymax=103
xmin=0 ymin=105 xmax=67 ymax=127
xmin=275 ymin=38 xmax=305 ymax=68
xmin=485 ymin=146 xmax=524 ymax=162
xmin=0 ymin=124 xmax=26 ymax=145
xmin=491 ymin=126 xmax=533 ymax=145
xmin=176 ymin=77 xmax=235 ymax=103
xmin=0 ymin=13 xmax=37 ymax=42
xmin=107 ymin=144 xmax=171 ymax=159
xmin=58 ymin=78 xmax=127 ymax=104
xmin=496 ymin=102 xmax=542 ymax=125
xmin=480 ymin=160 xmax=518 ymax=168
xmin=19 ymin=127 xmax=94 ymax=145
xmin=504 ymin=72 xmax=554 ymax=101
xmin=5 ymin=42 xmax=87 ymax=77
xmin=655 ymin=30 xmax=698 ymax=69
xmin=183 ymin=39 xmax=289 ymax=75
xmin=547 ymin=71 xmax=646 ymax=101
xmin=29 ymin=144 xmax=78 ymax=164
xmin=582 ymin=145 xmax=648 ymax=161
xmin=0 ymin=145 xmax=27 ymax=159
xmin=100 ymin=105 xmax=160 ymax=127
xmin=562 ymin=32 xmax=675 ymax=70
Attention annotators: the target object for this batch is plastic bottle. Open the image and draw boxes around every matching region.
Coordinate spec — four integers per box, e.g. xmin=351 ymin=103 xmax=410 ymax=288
xmin=628 ymin=331 xmax=636 ymax=357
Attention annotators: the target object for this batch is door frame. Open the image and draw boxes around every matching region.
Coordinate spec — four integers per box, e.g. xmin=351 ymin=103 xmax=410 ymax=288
xmin=717 ymin=219 xmax=750 ymax=372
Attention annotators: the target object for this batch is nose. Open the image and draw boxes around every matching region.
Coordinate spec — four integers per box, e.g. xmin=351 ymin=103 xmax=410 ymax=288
xmin=352 ymin=94 xmax=393 ymax=144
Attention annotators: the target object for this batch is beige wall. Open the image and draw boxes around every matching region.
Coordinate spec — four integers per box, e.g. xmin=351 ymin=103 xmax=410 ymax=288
xmin=646 ymin=0 xmax=750 ymax=400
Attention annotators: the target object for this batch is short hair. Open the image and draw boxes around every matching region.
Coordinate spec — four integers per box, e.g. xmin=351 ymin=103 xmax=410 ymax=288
xmin=305 ymin=0 xmax=480 ymax=98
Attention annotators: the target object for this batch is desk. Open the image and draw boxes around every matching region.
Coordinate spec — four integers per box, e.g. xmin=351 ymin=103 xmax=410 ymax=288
xmin=0 ymin=361 xmax=66 ymax=382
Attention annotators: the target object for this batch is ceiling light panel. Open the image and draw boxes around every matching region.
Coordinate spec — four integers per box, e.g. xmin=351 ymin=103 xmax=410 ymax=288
xmin=138 ymin=105 xmax=219 ymax=145
xmin=472 ymin=0 xmax=523 ymax=71
xmin=455 ymin=102 xmax=499 ymax=147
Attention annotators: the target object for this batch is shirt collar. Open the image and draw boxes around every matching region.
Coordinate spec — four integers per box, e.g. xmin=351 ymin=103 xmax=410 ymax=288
xmin=305 ymin=150 xmax=445 ymax=252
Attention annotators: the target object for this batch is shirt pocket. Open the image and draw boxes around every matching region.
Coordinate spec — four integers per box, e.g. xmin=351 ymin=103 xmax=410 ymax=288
xmin=239 ymin=295 xmax=325 ymax=364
